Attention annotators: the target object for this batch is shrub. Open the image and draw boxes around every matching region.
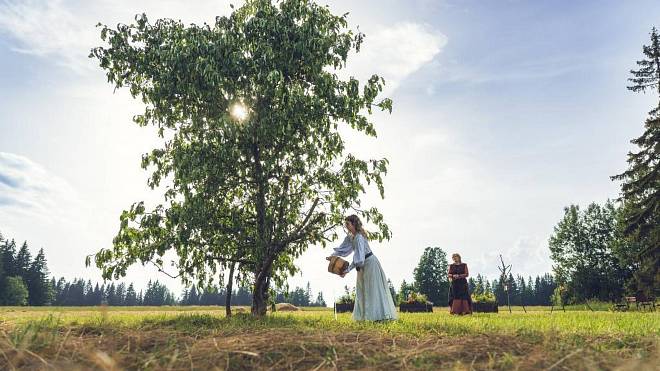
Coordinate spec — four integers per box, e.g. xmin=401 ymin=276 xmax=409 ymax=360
xmin=471 ymin=291 xmax=496 ymax=303
xmin=400 ymin=292 xmax=429 ymax=305
xmin=336 ymin=292 xmax=355 ymax=305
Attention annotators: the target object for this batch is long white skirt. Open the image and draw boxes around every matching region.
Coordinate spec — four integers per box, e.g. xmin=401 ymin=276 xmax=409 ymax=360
xmin=353 ymin=255 xmax=398 ymax=321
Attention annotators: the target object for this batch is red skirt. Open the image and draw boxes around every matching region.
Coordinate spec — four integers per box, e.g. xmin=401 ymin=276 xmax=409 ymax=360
xmin=450 ymin=299 xmax=472 ymax=315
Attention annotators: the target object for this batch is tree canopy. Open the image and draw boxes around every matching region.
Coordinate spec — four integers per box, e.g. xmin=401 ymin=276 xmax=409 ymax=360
xmin=413 ymin=247 xmax=449 ymax=305
xmin=549 ymin=202 xmax=632 ymax=302
xmin=88 ymin=0 xmax=392 ymax=315
xmin=3 ymin=276 xmax=28 ymax=306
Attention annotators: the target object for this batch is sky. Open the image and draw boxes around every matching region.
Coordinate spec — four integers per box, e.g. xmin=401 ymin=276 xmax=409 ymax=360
xmin=0 ymin=0 xmax=658 ymax=304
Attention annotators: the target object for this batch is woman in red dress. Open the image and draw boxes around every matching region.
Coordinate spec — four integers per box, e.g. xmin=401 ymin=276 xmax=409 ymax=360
xmin=448 ymin=253 xmax=472 ymax=315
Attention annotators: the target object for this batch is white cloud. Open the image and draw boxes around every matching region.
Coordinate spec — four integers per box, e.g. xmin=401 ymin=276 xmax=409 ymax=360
xmin=0 ymin=0 xmax=235 ymax=72
xmin=481 ymin=236 xmax=553 ymax=279
xmin=0 ymin=0 xmax=90 ymax=71
xmin=0 ymin=1 xmax=445 ymax=94
xmin=342 ymin=22 xmax=447 ymax=95
xmin=0 ymin=152 xmax=85 ymax=223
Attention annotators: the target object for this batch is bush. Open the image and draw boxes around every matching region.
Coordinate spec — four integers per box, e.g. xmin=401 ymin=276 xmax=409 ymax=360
xmin=336 ymin=286 xmax=355 ymax=305
xmin=400 ymin=292 xmax=430 ymax=305
xmin=471 ymin=291 xmax=496 ymax=303
xmin=336 ymin=294 xmax=354 ymax=305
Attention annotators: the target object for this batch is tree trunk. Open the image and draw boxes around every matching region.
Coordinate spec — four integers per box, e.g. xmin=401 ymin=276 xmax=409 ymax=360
xmin=251 ymin=261 xmax=273 ymax=316
xmin=251 ymin=274 xmax=269 ymax=316
xmin=250 ymin=123 xmax=270 ymax=317
xmin=225 ymin=261 xmax=235 ymax=317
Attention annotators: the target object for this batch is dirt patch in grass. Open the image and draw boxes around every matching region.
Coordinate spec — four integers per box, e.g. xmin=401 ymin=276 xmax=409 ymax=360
xmin=0 ymin=313 xmax=657 ymax=370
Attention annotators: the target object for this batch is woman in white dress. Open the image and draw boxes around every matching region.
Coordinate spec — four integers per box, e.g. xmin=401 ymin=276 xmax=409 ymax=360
xmin=329 ymin=215 xmax=398 ymax=321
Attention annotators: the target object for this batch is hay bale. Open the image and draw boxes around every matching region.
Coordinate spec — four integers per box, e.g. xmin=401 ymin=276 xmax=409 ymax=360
xmin=275 ymin=303 xmax=300 ymax=311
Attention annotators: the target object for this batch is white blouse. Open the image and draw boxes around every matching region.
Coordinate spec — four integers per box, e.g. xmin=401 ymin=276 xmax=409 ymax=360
xmin=331 ymin=234 xmax=372 ymax=273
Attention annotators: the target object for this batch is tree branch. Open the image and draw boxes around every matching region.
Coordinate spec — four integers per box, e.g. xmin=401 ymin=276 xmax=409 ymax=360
xmin=148 ymin=260 xmax=182 ymax=279
xmin=206 ymin=254 xmax=256 ymax=266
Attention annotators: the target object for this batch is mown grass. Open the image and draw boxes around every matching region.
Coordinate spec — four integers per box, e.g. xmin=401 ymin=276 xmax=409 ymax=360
xmin=0 ymin=306 xmax=658 ymax=370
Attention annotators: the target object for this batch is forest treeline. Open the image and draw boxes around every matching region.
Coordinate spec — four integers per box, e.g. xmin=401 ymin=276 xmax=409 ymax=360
xmin=0 ymin=232 xmax=325 ymax=307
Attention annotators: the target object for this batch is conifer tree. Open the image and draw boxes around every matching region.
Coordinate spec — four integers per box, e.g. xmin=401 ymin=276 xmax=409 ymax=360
xmin=125 ymin=283 xmax=138 ymax=306
xmin=612 ymin=27 xmax=660 ymax=296
xmin=26 ymin=248 xmax=53 ymax=305
xmin=15 ymin=241 xmax=32 ymax=278
xmin=116 ymin=283 xmax=126 ymax=305
xmin=315 ymin=292 xmax=326 ymax=307
xmin=1 ymin=239 xmax=17 ymax=278
xmin=188 ymin=285 xmax=199 ymax=305
xmin=106 ymin=283 xmax=117 ymax=305
xmin=0 ymin=232 xmax=4 ymax=286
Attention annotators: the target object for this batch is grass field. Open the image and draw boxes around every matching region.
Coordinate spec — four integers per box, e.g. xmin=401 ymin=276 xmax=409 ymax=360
xmin=1 ymin=306 xmax=658 ymax=370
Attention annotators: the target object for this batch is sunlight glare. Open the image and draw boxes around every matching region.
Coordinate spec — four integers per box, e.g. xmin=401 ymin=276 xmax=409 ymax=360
xmin=230 ymin=102 xmax=249 ymax=122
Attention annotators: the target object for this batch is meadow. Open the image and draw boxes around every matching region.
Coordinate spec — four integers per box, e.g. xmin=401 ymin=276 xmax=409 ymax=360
xmin=0 ymin=306 xmax=658 ymax=370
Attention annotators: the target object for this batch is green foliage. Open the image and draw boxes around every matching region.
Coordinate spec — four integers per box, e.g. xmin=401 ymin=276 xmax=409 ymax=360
xmin=0 ymin=234 xmax=53 ymax=306
xmin=336 ymin=285 xmax=355 ymax=304
xmin=611 ymin=26 xmax=660 ymax=297
xmin=7 ymin=314 xmax=62 ymax=351
xmin=0 ymin=232 xmax=4 ymax=286
xmin=15 ymin=242 xmax=31 ymax=278
xmin=336 ymin=294 xmax=354 ymax=305
xmin=549 ymin=201 xmax=630 ymax=302
xmin=88 ymin=0 xmax=392 ymax=316
xmin=1 ymin=238 xmax=17 ymax=279
xmin=413 ymin=247 xmax=449 ymax=305
xmin=125 ymin=283 xmax=138 ymax=306
xmin=400 ymin=291 xmax=429 ymax=305
xmin=396 ymin=279 xmax=415 ymax=305
xmin=471 ymin=291 xmax=496 ymax=303
xmin=142 ymin=280 xmax=176 ymax=306
xmin=626 ymin=27 xmax=660 ymax=95
xmin=26 ymin=249 xmax=53 ymax=306
xmin=3 ymin=276 xmax=29 ymax=306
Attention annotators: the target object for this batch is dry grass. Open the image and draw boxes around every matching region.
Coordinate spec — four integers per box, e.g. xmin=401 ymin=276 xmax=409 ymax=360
xmin=0 ymin=307 xmax=657 ymax=370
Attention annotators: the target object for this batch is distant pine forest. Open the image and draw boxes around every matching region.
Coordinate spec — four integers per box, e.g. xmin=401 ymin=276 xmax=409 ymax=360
xmin=1 ymin=231 xmax=557 ymax=307
xmin=0 ymin=232 xmax=327 ymax=307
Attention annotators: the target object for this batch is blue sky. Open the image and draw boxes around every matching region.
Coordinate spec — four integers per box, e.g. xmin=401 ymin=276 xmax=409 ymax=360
xmin=0 ymin=0 xmax=658 ymax=301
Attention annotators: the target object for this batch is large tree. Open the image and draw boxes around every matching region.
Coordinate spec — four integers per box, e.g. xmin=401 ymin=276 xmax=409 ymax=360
xmin=413 ymin=247 xmax=449 ymax=305
xmin=1 ymin=239 xmax=17 ymax=278
xmin=26 ymin=248 xmax=53 ymax=306
xmin=88 ymin=0 xmax=392 ymax=315
xmin=15 ymin=242 xmax=32 ymax=278
xmin=125 ymin=283 xmax=138 ymax=306
xmin=611 ymin=27 xmax=660 ymax=297
xmin=0 ymin=239 xmax=17 ymax=300
xmin=548 ymin=202 xmax=629 ymax=302
xmin=0 ymin=232 xmax=4 ymax=284
xmin=3 ymin=276 xmax=28 ymax=306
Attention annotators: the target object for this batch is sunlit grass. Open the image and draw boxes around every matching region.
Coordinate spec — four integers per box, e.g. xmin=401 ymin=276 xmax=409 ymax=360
xmin=1 ymin=306 xmax=657 ymax=370
xmin=2 ymin=306 xmax=657 ymax=338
